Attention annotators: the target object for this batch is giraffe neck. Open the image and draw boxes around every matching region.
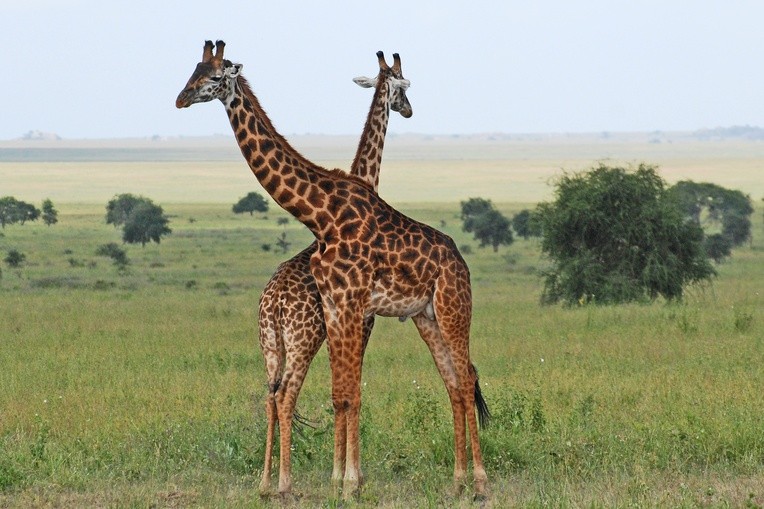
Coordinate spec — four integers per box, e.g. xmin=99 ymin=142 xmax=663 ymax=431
xmin=223 ymin=76 xmax=328 ymax=236
xmin=350 ymin=80 xmax=391 ymax=192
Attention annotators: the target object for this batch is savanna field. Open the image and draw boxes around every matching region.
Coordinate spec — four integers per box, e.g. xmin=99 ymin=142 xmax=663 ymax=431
xmin=1 ymin=134 xmax=763 ymax=507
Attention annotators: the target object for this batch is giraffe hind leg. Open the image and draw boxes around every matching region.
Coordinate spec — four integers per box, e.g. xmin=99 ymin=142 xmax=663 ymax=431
xmin=410 ymin=313 xmax=468 ymax=495
xmin=431 ymin=275 xmax=489 ymax=498
xmin=275 ymin=333 xmax=326 ymax=497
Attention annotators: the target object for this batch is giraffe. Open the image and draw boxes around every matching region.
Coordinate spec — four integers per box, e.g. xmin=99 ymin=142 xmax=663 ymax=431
xmin=257 ymin=51 xmax=412 ymax=497
xmin=176 ymin=41 xmax=490 ymax=501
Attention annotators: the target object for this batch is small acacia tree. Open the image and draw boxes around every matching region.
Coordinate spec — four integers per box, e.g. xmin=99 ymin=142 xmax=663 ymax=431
xmin=233 ymin=191 xmax=269 ymax=217
xmin=669 ymin=181 xmax=754 ymax=261
xmin=106 ymin=193 xmax=143 ymax=228
xmin=42 ymin=199 xmax=58 ymax=226
xmin=512 ymin=209 xmax=542 ymax=240
xmin=460 ymin=197 xmax=513 ymax=252
xmin=0 ymin=197 xmax=41 ymax=228
xmin=536 ymin=163 xmax=715 ymax=305
xmin=122 ymin=202 xmax=172 ymax=247
xmin=105 ymin=194 xmax=171 ymax=247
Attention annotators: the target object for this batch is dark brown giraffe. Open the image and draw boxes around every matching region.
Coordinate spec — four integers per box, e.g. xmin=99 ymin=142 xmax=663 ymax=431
xmin=176 ymin=41 xmax=489 ymax=500
xmin=257 ymin=51 xmax=412 ymax=497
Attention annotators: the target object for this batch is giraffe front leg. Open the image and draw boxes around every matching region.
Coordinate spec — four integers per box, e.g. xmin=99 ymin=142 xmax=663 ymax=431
xmin=323 ymin=299 xmax=366 ymax=501
xmin=323 ymin=310 xmax=348 ymax=499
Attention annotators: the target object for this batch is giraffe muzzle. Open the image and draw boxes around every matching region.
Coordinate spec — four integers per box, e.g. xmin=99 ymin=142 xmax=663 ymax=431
xmin=175 ymin=91 xmax=192 ymax=109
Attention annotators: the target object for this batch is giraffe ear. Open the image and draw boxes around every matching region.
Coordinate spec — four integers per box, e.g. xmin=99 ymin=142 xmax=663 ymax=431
xmin=389 ymin=77 xmax=411 ymax=91
xmin=353 ymin=76 xmax=377 ymax=88
xmin=225 ymin=63 xmax=243 ymax=78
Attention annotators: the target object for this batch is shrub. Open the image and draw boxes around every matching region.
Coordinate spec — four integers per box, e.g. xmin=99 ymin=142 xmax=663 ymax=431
xmin=95 ymin=243 xmax=129 ymax=267
xmin=4 ymin=249 xmax=26 ymax=268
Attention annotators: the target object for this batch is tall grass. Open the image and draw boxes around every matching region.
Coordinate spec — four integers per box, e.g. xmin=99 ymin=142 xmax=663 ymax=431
xmin=1 ymin=202 xmax=763 ymax=507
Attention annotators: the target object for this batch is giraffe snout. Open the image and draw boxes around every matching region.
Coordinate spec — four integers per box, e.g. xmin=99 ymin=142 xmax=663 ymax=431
xmin=175 ymin=90 xmax=193 ymax=108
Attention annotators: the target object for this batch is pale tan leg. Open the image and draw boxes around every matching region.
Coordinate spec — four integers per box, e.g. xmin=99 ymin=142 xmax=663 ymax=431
xmin=257 ymin=317 xmax=281 ymax=497
xmin=259 ymin=390 xmax=276 ymax=496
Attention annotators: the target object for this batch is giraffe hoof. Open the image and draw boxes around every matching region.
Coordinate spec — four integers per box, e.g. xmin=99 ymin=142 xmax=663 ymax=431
xmin=451 ymin=477 xmax=467 ymax=498
xmin=278 ymin=491 xmax=301 ymax=504
xmin=473 ymin=492 xmax=488 ymax=503
xmin=342 ymin=479 xmax=361 ymax=501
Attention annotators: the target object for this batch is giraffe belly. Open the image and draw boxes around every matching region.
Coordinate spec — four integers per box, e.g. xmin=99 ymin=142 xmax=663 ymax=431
xmin=369 ymin=285 xmax=432 ymax=320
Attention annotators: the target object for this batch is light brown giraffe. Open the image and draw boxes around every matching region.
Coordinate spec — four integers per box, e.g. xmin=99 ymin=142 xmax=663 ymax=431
xmin=257 ymin=51 xmax=412 ymax=497
xmin=176 ymin=41 xmax=490 ymax=501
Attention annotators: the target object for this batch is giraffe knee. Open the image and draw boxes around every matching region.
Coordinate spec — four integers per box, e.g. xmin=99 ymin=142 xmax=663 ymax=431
xmin=332 ymin=399 xmax=351 ymax=413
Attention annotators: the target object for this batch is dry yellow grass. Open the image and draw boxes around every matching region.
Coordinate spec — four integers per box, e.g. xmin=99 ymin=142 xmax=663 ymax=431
xmin=2 ymin=133 xmax=763 ymax=204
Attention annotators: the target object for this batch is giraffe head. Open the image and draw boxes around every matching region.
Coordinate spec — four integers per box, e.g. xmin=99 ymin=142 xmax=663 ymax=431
xmin=353 ymin=51 xmax=412 ymax=118
xmin=176 ymin=40 xmax=242 ymax=108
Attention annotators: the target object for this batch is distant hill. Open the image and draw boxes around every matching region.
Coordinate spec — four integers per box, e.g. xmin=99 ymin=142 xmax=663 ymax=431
xmin=20 ymin=130 xmax=62 ymax=141
xmin=693 ymin=125 xmax=764 ymax=140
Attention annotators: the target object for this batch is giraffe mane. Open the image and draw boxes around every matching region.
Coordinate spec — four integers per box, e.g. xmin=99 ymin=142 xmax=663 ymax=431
xmin=235 ymin=75 xmax=374 ymax=191
xmin=327 ymin=168 xmax=374 ymax=190
xmin=235 ymin=75 xmax=328 ymax=174
xmin=349 ymin=79 xmax=387 ymax=180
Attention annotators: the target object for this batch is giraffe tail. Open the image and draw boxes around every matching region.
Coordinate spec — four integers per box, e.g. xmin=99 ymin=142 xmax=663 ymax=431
xmin=472 ymin=363 xmax=491 ymax=429
xmin=292 ymin=409 xmax=319 ymax=435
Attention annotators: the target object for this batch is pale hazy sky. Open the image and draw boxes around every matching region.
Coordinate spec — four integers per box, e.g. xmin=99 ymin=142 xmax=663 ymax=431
xmin=3 ymin=1 xmax=763 ymax=139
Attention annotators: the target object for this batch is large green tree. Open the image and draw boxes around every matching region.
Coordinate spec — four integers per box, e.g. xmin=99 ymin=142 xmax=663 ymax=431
xmin=536 ymin=164 xmax=715 ymax=305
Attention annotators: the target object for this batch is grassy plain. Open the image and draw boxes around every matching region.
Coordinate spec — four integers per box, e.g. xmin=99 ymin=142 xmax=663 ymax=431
xmin=1 ymin=135 xmax=763 ymax=507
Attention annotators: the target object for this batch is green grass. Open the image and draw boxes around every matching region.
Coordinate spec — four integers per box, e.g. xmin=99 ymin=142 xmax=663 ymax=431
xmin=1 ymin=200 xmax=763 ymax=507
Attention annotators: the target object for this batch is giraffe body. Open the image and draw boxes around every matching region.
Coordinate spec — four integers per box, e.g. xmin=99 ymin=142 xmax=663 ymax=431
xmin=177 ymin=41 xmax=488 ymax=500
xmin=256 ymin=52 xmax=411 ymax=497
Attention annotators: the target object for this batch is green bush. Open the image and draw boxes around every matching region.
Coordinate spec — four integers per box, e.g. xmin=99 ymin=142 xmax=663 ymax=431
xmin=4 ymin=249 xmax=26 ymax=268
xmin=95 ymin=243 xmax=129 ymax=267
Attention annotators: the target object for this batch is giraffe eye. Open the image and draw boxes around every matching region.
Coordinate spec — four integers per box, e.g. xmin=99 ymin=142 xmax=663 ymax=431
xmin=210 ymin=75 xmax=223 ymax=82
